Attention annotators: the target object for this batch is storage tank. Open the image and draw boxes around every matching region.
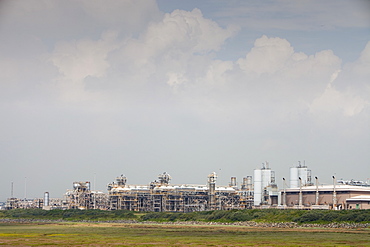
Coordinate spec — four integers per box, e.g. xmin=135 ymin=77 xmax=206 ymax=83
xmin=253 ymin=169 xmax=262 ymax=206
xmin=246 ymin=176 xmax=253 ymax=191
xmin=290 ymin=164 xmax=312 ymax=188
xmin=230 ymin=177 xmax=237 ymax=187
xmin=290 ymin=167 xmax=299 ymax=188
xmin=86 ymin=181 xmax=91 ymax=190
xmin=298 ymin=167 xmax=308 ymax=186
xmin=44 ymin=192 xmax=49 ymax=207
xmin=261 ymin=169 xmax=272 ymax=188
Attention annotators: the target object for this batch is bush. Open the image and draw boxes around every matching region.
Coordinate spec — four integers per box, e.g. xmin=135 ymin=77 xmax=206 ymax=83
xmin=227 ymin=211 xmax=252 ymax=221
xmin=1 ymin=208 xmax=369 ymax=224
xmin=294 ymin=211 xmax=325 ymax=223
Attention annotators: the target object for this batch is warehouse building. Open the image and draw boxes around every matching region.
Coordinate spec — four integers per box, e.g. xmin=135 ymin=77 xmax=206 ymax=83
xmin=281 ymin=183 xmax=370 ymax=209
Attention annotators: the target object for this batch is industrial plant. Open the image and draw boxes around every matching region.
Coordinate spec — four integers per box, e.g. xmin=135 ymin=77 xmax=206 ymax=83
xmin=4 ymin=162 xmax=370 ymax=211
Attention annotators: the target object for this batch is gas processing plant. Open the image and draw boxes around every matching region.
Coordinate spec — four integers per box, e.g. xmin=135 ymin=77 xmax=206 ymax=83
xmin=4 ymin=162 xmax=370 ymax=211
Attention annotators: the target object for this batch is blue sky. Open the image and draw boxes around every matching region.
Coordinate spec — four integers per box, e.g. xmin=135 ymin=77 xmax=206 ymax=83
xmin=157 ymin=0 xmax=370 ymax=63
xmin=0 ymin=0 xmax=369 ymax=201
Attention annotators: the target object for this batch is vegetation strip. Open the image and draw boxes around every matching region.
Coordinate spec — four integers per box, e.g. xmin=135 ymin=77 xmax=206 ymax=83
xmin=1 ymin=208 xmax=370 ymax=224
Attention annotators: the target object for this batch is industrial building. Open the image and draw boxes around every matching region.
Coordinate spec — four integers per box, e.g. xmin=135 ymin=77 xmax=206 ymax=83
xmin=280 ymin=165 xmax=370 ymax=209
xmin=253 ymin=162 xmax=278 ymax=206
xmin=281 ymin=182 xmax=370 ymax=209
xmin=289 ymin=162 xmax=313 ymax=188
xmin=5 ymin=196 xmax=65 ymax=210
xmin=4 ymin=162 xmax=370 ymax=211
xmin=65 ymin=181 xmax=107 ymax=210
xmin=346 ymin=196 xmax=370 ymax=210
xmin=105 ymin=172 xmax=253 ymax=211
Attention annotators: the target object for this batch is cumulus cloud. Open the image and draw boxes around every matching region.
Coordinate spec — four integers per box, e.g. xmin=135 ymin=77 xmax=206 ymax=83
xmin=237 ymin=35 xmax=294 ymax=75
xmin=310 ymin=41 xmax=370 ymax=118
xmin=145 ymin=8 xmax=238 ymax=54
xmin=52 ymin=32 xmax=119 ymax=81
xmin=345 ymin=41 xmax=370 ymax=80
xmin=310 ymin=82 xmax=368 ymax=117
xmin=50 ymin=31 xmax=120 ymax=102
xmin=238 ymin=35 xmax=341 ymax=79
xmin=105 ymin=8 xmax=238 ymax=96
xmin=232 ymin=35 xmax=343 ymax=121
xmin=121 ymin=8 xmax=237 ymax=65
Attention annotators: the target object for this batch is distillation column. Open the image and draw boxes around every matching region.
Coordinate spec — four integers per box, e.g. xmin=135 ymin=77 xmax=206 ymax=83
xmin=208 ymin=172 xmax=217 ymax=210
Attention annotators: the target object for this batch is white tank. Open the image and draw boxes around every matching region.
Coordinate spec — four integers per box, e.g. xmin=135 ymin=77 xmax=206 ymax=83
xmin=44 ymin=192 xmax=49 ymax=207
xmin=290 ymin=165 xmax=312 ymax=188
xmin=246 ymin=176 xmax=253 ymax=191
xmin=298 ymin=167 xmax=308 ymax=186
xmin=290 ymin=167 xmax=299 ymax=188
xmin=261 ymin=169 xmax=272 ymax=188
xmin=86 ymin=181 xmax=91 ymax=190
xmin=253 ymin=169 xmax=262 ymax=206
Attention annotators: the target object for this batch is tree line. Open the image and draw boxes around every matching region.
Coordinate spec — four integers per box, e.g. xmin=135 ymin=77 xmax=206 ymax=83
xmin=1 ymin=208 xmax=369 ymax=224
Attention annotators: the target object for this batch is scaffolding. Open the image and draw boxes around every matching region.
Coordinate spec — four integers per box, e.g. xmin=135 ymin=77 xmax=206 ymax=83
xmin=5 ymin=197 xmax=65 ymax=210
xmin=65 ymin=181 xmax=107 ymax=210
xmin=107 ymin=172 xmax=244 ymax=212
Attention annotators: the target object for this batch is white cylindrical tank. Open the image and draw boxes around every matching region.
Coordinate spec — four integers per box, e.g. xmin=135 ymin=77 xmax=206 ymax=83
xmin=44 ymin=192 xmax=49 ymax=207
xmin=298 ymin=167 xmax=308 ymax=186
xmin=230 ymin=177 xmax=237 ymax=187
xmin=253 ymin=169 xmax=262 ymax=206
xmin=261 ymin=169 xmax=272 ymax=188
xmin=290 ymin=167 xmax=299 ymax=188
xmin=246 ymin=176 xmax=253 ymax=191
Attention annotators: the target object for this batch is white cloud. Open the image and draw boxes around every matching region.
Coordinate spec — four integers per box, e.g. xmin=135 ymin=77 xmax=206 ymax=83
xmin=52 ymin=31 xmax=119 ymax=81
xmin=347 ymin=41 xmax=370 ymax=77
xmin=166 ymin=72 xmax=187 ymax=91
xmin=102 ymin=8 xmax=239 ymax=98
xmin=309 ymin=41 xmax=370 ymax=119
xmin=119 ymin=8 xmax=238 ymax=69
xmin=237 ymin=35 xmax=294 ymax=75
xmin=238 ymin=35 xmax=341 ymax=79
xmin=146 ymin=8 xmax=238 ymax=54
xmin=310 ymin=82 xmax=368 ymax=117
xmin=50 ymin=31 xmax=120 ymax=102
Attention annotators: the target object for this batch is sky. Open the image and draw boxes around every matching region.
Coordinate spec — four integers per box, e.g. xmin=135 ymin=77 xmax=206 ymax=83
xmin=0 ymin=0 xmax=369 ymax=201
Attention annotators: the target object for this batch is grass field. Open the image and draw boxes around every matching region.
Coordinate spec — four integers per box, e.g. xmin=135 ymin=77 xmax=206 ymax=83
xmin=0 ymin=222 xmax=369 ymax=246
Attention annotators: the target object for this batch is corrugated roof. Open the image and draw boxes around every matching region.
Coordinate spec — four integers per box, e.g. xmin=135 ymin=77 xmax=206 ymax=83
xmin=284 ymin=184 xmax=370 ymax=192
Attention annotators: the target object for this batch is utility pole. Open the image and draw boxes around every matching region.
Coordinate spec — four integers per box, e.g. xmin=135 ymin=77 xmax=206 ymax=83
xmin=11 ymin=181 xmax=14 ymax=198
xmin=94 ymin=173 xmax=96 ymax=210
xmin=24 ymin=177 xmax=27 ymax=199
xmin=315 ymin=176 xmax=319 ymax=205
xmin=298 ymin=177 xmax=302 ymax=208
xmin=282 ymin=178 xmax=286 ymax=207
xmin=24 ymin=177 xmax=27 ymax=209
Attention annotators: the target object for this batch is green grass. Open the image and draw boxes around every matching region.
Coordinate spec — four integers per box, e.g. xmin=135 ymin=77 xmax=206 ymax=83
xmin=0 ymin=222 xmax=369 ymax=246
xmin=2 ymin=208 xmax=370 ymax=224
